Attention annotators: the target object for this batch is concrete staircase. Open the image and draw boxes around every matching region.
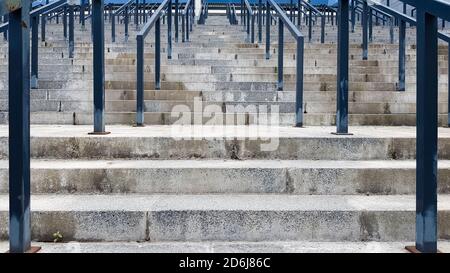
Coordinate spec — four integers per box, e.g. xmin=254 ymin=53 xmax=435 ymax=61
xmin=0 ymin=14 xmax=449 ymax=251
xmin=0 ymin=15 xmax=448 ymax=126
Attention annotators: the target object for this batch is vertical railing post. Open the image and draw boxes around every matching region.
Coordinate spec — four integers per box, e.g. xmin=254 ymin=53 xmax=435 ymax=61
xmin=63 ymin=6 xmax=67 ymax=39
xmin=90 ymin=0 xmax=108 ymax=135
xmin=2 ymin=15 xmax=7 ymax=41
xmin=308 ymin=8 xmax=312 ymax=42
xmin=8 ymin=1 xmax=33 ymax=253
xmin=295 ymin=36 xmax=304 ymax=127
xmin=241 ymin=0 xmax=243 ymax=25
xmin=397 ymin=19 xmax=406 ymax=91
xmin=155 ymin=18 xmax=161 ymax=89
xmin=335 ymin=0 xmax=350 ymax=135
xmin=136 ymin=35 xmax=144 ymax=126
xmin=362 ymin=0 xmax=368 ymax=60
xmin=320 ymin=14 xmax=325 ymax=43
xmin=186 ymin=7 xmax=190 ymax=41
xmin=168 ymin=0 xmax=172 ymax=59
xmin=135 ymin=0 xmax=139 ymax=30
xmin=297 ymin=0 xmax=301 ymax=26
xmin=31 ymin=15 xmax=38 ymax=89
xmin=175 ymin=0 xmax=179 ymax=42
xmin=251 ymin=13 xmax=255 ymax=43
xmin=351 ymin=0 xmax=355 ymax=32
xmin=190 ymin=4 xmax=193 ymax=31
xmin=265 ymin=1 xmax=270 ymax=59
xmin=290 ymin=0 xmax=293 ymax=21
xmin=182 ymin=10 xmax=185 ymax=42
xmin=389 ymin=16 xmax=394 ymax=44
xmin=111 ymin=12 xmax=115 ymax=42
xmin=369 ymin=8 xmax=372 ymax=42
xmin=258 ymin=0 xmax=262 ymax=43
xmin=81 ymin=0 xmax=86 ymax=30
xmin=448 ymin=45 xmax=450 ymax=127
xmin=125 ymin=6 xmax=129 ymax=41
xmin=69 ymin=4 xmax=74 ymax=58
xmin=277 ymin=17 xmax=283 ymax=91
xmin=246 ymin=8 xmax=250 ymax=42
xmin=412 ymin=9 xmax=438 ymax=253
xmin=41 ymin=13 xmax=46 ymax=42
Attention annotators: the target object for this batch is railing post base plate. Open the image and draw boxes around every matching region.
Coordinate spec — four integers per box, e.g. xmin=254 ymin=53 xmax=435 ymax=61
xmin=88 ymin=131 xmax=111 ymax=135
xmin=405 ymin=246 xmax=442 ymax=253
xmin=331 ymin=132 xmax=353 ymax=136
xmin=6 ymin=246 xmax=42 ymax=253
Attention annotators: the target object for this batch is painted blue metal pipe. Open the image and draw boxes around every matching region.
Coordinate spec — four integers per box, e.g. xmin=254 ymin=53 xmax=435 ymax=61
xmin=277 ymin=17 xmax=283 ymax=90
xmin=31 ymin=14 xmax=39 ymax=89
xmin=8 ymin=1 xmax=32 ymax=253
xmin=91 ymin=0 xmax=108 ymax=134
xmin=397 ymin=19 xmax=405 ymax=91
xmin=69 ymin=4 xmax=74 ymax=58
xmin=415 ymin=9 xmax=438 ymax=253
xmin=335 ymin=0 xmax=349 ymax=134
xmin=362 ymin=0 xmax=367 ymax=60
xmin=265 ymin=1 xmax=270 ymax=59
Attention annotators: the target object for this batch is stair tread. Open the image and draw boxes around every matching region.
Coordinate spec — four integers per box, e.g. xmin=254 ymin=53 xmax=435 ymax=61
xmin=0 ymin=194 xmax=449 ymax=211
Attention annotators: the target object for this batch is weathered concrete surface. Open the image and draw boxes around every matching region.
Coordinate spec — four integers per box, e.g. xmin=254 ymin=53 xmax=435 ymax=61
xmin=0 ymin=159 xmax=450 ymax=194
xmin=0 ymin=194 xmax=449 ymax=242
xmin=0 ymin=125 xmax=450 ymax=160
xmin=1 ymin=240 xmax=450 ymax=253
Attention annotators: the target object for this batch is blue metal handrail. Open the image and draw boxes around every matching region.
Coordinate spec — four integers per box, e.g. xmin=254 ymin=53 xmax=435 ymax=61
xmin=242 ymin=0 xmax=255 ymax=43
xmin=266 ymin=0 xmax=304 ymax=127
xmin=301 ymin=0 xmax=324 ymax=43
xmin=227 ymin=3 xmax=238 ymax=24
xmin=182 ymin=0 xmax=194 ymax=42
xmin=368 ymin=2 xmax=449 ymax=92
xmin=198 ymin=0 xmax=208 ymax=24
xmin=111 ymin=0 xmax=135 ymax=42
xmin=136 ymin=0 xmax=172 ymax=126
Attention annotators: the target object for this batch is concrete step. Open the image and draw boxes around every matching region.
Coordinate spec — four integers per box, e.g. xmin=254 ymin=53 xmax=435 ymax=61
xmin=0 ymin=159 xmax=449 ymax=195
xmin=1 ymin=111 xmax=446 ymax=126
xmin=3 ymin=240 xmax=450 ymax=253
xmin=0 ymin=125 xmax=448 ymax=160
xmin=0 ymin=194 xmax=449 ymax=241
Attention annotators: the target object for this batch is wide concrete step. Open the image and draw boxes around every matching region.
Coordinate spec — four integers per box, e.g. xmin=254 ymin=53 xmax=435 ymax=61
xmin=2 ymin=111 xmax=446 ymax=126
xmin=0 ymin=159 xmax=449 ymax=195
xmin=4 ymin=99 xmax=446 ymax=114
xmin=3 ymin=240 xmax=450 ymax=253
xmin=0 ymin=194 xmax=449 ymax=241
xmin=0 ymin=125 xmax=449 ymax=160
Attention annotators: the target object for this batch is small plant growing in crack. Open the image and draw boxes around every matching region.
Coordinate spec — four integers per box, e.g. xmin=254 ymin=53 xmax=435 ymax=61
xmin=53 ymin=231 xmax=63 ymax=243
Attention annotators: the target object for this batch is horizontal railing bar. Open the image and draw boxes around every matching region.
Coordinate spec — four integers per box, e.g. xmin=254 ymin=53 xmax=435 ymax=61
xmin=371 ymin=2 xmax=450 ymax=43
xmin=268 ymin=0 xmax=302 ymax=38
xmin=30 ymin=0 xmax=66 ymax=17
xmin=400 ymin=0 xmax=450 ymax=21
xmin=301 ymin=0 xmax=323 ymax=17
xmin=114 ymin=0 xmax=134 ymax=15
xmin=137 ymin=0 xmax=169 ymax=39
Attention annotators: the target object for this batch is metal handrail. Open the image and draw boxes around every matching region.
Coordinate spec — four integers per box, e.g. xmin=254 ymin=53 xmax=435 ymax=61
xmin=136 ymin=0 xmax=173 ymax=126
xmin=266 ymin=0 xmax=304 ymax=127
xmin=242 ymin=0 xmax=255 ymax=43
xmin=198 ymin=0 xmax=208 ymax=24
xmin=300 ymin=0 xmax=324 ymax=43
xmin=111 ymin=0 xmax=135 ymax=42
xmin=28 ymin=0 xmax=68 ymax=88
xmin=182 ymin=0 xmax=194 ymax=42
